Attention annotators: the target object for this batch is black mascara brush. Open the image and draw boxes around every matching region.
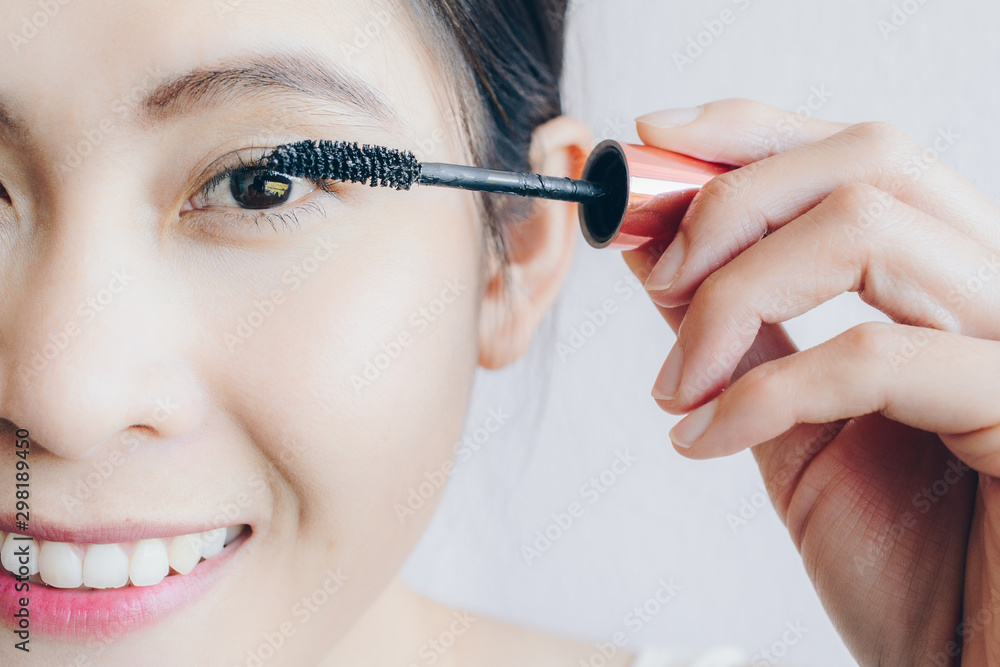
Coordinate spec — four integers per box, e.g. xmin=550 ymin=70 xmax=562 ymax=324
xmin=260 ymin=139 xmax=732 ymax=249
xmin=262 ymin=140 xmax=606 ymax=202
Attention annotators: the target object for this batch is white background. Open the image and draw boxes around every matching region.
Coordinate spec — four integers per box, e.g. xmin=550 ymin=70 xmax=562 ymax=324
xmin=401 ymin=1 xmax=1000 ymax=664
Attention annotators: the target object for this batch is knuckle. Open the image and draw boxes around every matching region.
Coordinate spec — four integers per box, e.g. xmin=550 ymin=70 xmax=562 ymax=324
xmin=699 ymin=169 xmax=751 ymax=206
xmin=841 ymin=120 xmax=912 ymax=150
xmin=843 ymin=322 xmax=898 ymax=360
xmin=825 ymin=183 xmax=912 ymax=245
xmin=693 ymin=165 xmax=768 ymax=232
xmin=738 ymin=362 xmax=787 ymax=404
xmin=716 ymin=97 xmax=772 ymax=118
xmin=696 ymin=269 xmax=733 ymax=307
xmin=709 ymin=99 xmax=786 ymax=155
xmin=843 ymin=122 xmax=921 ymax=169
xmin=827 ymin=184 xmax=900 ymax=245
xmin=692 ymin=269 xmax=757 ymax=338
xmin=826 ymin=182 xmax=886 ymax=213
xmin=834 ymin=122 xmax=923 ymax=196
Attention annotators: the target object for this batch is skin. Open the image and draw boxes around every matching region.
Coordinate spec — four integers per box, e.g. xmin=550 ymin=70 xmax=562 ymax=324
xmin=0 ymin=1 xmax=621 ymax=665
xmin=627 ymin=98 xmax=1000 ymax=665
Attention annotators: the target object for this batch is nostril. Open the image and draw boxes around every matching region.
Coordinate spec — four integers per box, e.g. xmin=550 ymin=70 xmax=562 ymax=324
xmin=0 ymin=182 xmax=9 ymax=203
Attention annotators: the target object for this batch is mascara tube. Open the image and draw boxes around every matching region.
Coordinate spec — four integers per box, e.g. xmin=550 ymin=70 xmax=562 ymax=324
xmin=578 ymin=140 xmax=733 ymax=250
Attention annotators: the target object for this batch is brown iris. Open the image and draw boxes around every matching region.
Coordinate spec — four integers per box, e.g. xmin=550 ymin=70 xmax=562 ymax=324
xmin=229 ymin=170 xmax=294 ymax=210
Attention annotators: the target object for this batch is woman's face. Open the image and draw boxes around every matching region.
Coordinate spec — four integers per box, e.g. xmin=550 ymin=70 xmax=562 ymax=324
xmin=0 ymin=1 xmax=486 ymax=663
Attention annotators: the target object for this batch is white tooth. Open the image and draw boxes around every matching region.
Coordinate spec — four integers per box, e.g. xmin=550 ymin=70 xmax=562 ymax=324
xmin=224 ymin=525 xmax=242 ymax=546
xmin=168 ymin=534 xmax=202 ymax=575
xmin=83 ymin=544 xmax=130 ymax=589
xmin=129 ymin=539 xmax=169 ymax=587
xmin=39 ymin=542 xmax=84 ymax=589
xmin=1 ymin=534 xmax=38 ymax=576
xmin=200 ymin=528 xmax=226 ymax=559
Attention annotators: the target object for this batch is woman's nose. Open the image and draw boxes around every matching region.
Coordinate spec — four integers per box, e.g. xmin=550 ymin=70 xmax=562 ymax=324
xmin=0 ymin=204 xmax=209 ymax=459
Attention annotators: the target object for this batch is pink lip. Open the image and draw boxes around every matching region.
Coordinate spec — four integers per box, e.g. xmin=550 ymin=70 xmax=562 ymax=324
xmin=0 ymin=529 xmax=250 ymax=642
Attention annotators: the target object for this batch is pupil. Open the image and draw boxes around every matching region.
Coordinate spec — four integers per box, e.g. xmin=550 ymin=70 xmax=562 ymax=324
xmin=230 ymin=170 xmax=293 ymax=210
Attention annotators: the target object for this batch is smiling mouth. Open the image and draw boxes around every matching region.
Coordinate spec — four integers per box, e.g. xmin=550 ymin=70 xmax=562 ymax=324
xmin=0 ymin=525 xmax=248 ymax=590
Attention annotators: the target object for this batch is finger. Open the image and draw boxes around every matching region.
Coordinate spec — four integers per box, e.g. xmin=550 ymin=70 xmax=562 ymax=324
xmin=636 ymin=98 xmax=849 ymax=166
xmin=643 ymin=121 xmax=991 ymax=308
xmin=621 ymin=242 xmax=799 ymax=403
xmin=624 ymin=242 xmax=836 ymax=522
xmin=667 ymin=321 xmax=1000 ymax=477
xmin=622 ymin=240 xmax=685 ymax=330
xmin=654 ymin=184 xmax=1000 ymax=410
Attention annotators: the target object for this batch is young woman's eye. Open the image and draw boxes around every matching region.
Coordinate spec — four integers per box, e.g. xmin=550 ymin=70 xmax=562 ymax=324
xmin=190 ymin=168 xmax=317 ymax=212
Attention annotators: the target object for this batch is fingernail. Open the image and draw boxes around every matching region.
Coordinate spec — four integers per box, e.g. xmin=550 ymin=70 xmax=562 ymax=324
xmin=651 ymin=344 xmax=684 ymax=400
xmin=636 ymin=106 xmax=702 ymax=129
xmin=669 ymin=399 xmax=718 ymax=449
xmin=644 ymin=238 xmax=685 ymax=292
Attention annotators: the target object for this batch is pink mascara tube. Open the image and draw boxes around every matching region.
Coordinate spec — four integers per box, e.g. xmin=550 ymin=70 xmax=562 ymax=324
xmin=578 ymin=140 xmax=734 ymax=250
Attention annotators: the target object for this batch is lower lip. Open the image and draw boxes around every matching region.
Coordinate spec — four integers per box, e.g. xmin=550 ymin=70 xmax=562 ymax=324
xmin=0 ymin=530 xmax=250 ymax=642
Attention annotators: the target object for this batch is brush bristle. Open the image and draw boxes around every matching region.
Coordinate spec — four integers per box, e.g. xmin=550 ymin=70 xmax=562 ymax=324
xmin=262 ymin=140 xmax=422 ymax=190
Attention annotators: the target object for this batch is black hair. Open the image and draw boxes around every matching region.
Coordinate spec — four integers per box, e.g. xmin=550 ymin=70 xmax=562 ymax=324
xmin=402 ymin=0 xmax=570 ymax=289
xmin=401 ymin=0 xmax=570 ymax=470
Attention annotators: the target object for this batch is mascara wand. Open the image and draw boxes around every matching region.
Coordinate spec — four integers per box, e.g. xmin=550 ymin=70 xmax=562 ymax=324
xmin=417 ymin=161 xmax=606 ymax=203
xmin=263 ymin=140 xmax=606 ymax=203
xmin=262 ymin=139 xmax=732 ymax=249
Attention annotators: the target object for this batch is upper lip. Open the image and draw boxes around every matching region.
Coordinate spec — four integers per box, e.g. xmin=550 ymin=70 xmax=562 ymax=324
xmin=0 ymin=517 xmax=249 ymax=544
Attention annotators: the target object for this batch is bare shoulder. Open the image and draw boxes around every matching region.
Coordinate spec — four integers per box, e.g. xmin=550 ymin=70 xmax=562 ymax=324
xmin=411 ymin=591 xmax=634 ymax=667
xmin=454 ymin=611 xmax=636 ymax=667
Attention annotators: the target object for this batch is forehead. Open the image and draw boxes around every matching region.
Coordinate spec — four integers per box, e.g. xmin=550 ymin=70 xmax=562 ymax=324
xmin=0 ymin=0 xmax=440 ymax=147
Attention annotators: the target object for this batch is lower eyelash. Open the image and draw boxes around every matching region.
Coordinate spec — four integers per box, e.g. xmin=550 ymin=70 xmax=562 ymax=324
xmin=218 ymin=200 xmax=328 ymax=233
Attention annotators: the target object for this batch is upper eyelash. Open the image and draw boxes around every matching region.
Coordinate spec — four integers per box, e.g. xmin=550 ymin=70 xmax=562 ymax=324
xmin=201 ymin=151 xmax=271 ymax=196
xmin=200 ymin=150 xmax=340 ymax=198
xmin=192 ymin=149 xmax=341 ymax=233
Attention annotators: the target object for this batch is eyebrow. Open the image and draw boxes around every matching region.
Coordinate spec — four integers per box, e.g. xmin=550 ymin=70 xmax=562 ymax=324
xmin=141 ymin=52 xmax=397 ymax=126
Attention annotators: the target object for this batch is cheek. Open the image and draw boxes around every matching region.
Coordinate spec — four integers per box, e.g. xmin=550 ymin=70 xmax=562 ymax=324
xmin=199 ymin=186 xmax=483 ymax=590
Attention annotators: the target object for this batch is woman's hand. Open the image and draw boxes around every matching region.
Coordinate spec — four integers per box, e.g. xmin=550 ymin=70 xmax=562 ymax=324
xmin=622 ymin=99 xmax=1000 ymax=665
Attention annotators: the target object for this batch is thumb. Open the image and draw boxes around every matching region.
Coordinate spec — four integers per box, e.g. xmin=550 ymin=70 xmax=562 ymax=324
xmin=636 ymin=98 xmax=849 ymax=166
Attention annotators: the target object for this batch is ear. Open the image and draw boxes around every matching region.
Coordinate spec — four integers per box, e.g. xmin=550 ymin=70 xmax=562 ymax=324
xmin=478 ymin=115 xmax=594 ymax=370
